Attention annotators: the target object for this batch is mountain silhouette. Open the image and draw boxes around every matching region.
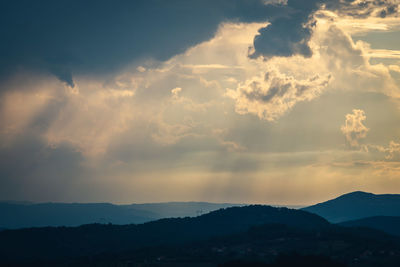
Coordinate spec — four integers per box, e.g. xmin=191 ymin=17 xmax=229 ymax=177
xmin=220 ymin=254 xmax=347 ymax=267
xmin=302 ymin=191 xmax=400 ymax=223
xmin=0 ymin=205 xmax=328 ymax=264
xmin=340 ymin=216 xmax=400 ymax=236
xmin=2 ymin=204 xmax=400 ymax=266
xmin=76 ymin=222 xmax=399 ymax=267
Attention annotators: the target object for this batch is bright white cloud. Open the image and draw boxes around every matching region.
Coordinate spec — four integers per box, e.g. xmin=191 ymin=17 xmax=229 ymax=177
xmin=227 ymin=68 xmax=331 ymax=121
xmin=341 ymin=109 xmax=369 ymax=148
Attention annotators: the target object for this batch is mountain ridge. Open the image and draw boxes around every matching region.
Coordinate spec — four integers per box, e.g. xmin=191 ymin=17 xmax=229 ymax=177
xmin=3 ymin=204 xmax=400 ymax=266
xmin=0 ymin=205 xmax=329 ymax=263
xmin=302 ymin=191 xmax=400 ymax=223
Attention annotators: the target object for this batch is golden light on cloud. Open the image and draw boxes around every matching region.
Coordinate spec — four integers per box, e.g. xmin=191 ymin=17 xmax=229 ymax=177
xmin=366 ymin=49 xmax=400 ymax=59
xmin=1 ymin=0 xmax=400 ymax=204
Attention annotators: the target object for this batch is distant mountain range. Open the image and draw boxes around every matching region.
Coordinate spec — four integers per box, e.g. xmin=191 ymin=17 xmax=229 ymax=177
xmin=0 ymin=201 xmax=242 ymax=229
xmin=3 ymin=190 xmax=400 ymax=232
xmin=2 ymin=205 xmax=400 ymax=266
xmin=302 ymin=191 xmax=400 ymax=223
xmin=2 ymin=191 xmax=400 ymax=265
xmin=0 ymin=205 xmax=329 ymax=265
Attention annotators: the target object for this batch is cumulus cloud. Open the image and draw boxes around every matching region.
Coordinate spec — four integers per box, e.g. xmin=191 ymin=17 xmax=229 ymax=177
xmin=385 ymin=141 xmax=400 ymax=160
xmin=326 ymin=0 xmax=399 ymax=18
xmin=171 ymin=87 xmax=182 ymax=98
xmin=341 ymin=109 xmax=369 ymax=148
xmin=316 ymin=21 xmax=400 ymax=99
xmin=227 ymin=68 xmax=331 ymax=121
xmin=339 ymin=109 xmax=400 ymax=161
xmin=369 ymin=141 xmax=400 ymax=161
xmin=249 ymin=0 xmax=400 ymax=59
xmin=227 ymin=0 xmax=400 ymax=122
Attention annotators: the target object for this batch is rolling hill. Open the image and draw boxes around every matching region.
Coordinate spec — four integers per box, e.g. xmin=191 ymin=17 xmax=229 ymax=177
xmin=2 ymin=205 xmax=400 ymax=266
xmin=0 ymin=205 xmax=329 ymax=264
xmin=302 ymin=191 xmax=400 ymax=223
xmin=340 ymin=216 xmax=400 ymax=236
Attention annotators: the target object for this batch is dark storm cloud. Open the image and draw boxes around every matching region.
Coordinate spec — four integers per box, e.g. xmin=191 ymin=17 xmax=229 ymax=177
xmin=1 ymin=0 xmax=398 ymax=88
xmin=0 ymin=0 xmax=284 ymax=87
xmin=250 ymin=0 xmax=322 ymax=58
xmin=250 ymin=0 xmax=400 ymax=58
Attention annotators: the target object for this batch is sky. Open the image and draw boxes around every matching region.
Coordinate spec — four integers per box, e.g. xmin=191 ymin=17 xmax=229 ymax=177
xmin=1 ymin=0 xmax=400 ymax=205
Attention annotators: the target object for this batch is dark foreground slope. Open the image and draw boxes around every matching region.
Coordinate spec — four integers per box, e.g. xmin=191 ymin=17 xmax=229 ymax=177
xmin=220 ymin=254 xmax=347 ymax=267
xmin=302 ymin=191 xmax=400 ymax=223
xmin=340 ymin=216 xmax=400 ymax=236
xmin=2 ymin=205 xmax=400 ymax=266
xmin=0 ymin=205 xmax=328 ymax=265
xmin=61 ymin=221 xmax=400 ymax=267
xmin=0 ymin=201 xmax=242 ymax=229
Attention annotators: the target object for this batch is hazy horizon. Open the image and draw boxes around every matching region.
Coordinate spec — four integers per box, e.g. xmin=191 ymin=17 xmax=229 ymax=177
xmin=0 ymin=197 xmax=306 ymax=207
xmin=0 ymin=190 xmax=395 ymax=207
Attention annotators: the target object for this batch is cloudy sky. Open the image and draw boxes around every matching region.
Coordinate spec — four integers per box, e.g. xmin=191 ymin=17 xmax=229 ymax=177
xmin=1 ymin=0 xmax=400 ymax=205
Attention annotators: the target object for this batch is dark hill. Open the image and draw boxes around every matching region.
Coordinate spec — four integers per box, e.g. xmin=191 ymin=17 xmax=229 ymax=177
xmin=31 ymin=222 xmax=400 ymax=266
xmin=128 ymin=202 xmax=244 ymax=218
xmin=302 ymin=191 xmax=400 ymax=223
xmin=340 ymin=216 xmax=400 ymax=236
xmin=0 ymin=205 xmax=328 ymax=264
